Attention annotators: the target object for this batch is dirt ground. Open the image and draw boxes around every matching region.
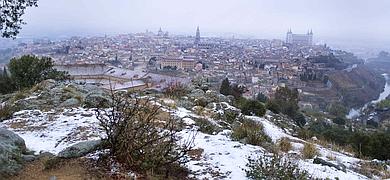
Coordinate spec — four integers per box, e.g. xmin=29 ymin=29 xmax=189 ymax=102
xmin=9 ymin=157 xmax=107 ymax=180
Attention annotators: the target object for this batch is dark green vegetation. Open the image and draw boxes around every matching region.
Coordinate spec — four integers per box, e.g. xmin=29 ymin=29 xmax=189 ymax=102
xmin=0 ymin=67 xmax=14 ymax=94
xmin=256 ymin=92 xmax=268 ymax=103
xmin=245 ymin=154 xmax=309 ymax=180
xmin=0 ymin=0 xmax=38 ymax=38
xmin=378 ymin=99 xmax=390 ymax=109
xmin=300 ymin=120 xmax=390 ymax=160
xmin=237 ymin=98 xmax=266 ymax=117
xmin=266 ymin=87 xmax=306 ymax=127
xmin=220 ymin=78 xmax=267 ymax=117
xmin=219 ymin=78 xmax=246 ymax=99
xmin=328 ymin=103 xmax=348 ymax=118
xmin=0 ymin=55 xmax=68 ymax=94
xmin=231 ymin=118 xmax=271 ymax=146
xmin=221 ymin=79 xmax=305 ymax=127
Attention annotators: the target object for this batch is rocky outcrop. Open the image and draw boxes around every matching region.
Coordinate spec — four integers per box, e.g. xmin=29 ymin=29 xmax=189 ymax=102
xmin=0 ymin=127 xmax=28 ymax=178
xmin=6 ymin=80 xmax=112 ymax=112
xmin=84 ymin=92 xmax=111 ymax=108
xmin=329 ymin=66 xmax=385 ymax=109
xmin=313 ymin=157 xmax=346 ymax=172
xmin=58 ymin=140 xmax=102 ymax=158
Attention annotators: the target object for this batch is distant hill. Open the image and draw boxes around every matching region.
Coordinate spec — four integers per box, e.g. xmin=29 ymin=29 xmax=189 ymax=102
xmin=329 ymin=65 xmax=385 ymax=108
xmin=366 ymin=51 xmax=390 ymax=74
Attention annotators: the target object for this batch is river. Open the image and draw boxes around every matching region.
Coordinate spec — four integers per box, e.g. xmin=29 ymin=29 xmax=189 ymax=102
xmin=346 ymin=73 xmax=390 ymax=119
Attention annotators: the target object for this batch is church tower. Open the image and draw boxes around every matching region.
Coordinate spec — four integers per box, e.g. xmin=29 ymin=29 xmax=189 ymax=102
xmin=286 ymin=28 xmax=293 ymax=44
xmin=194 ymin=26 xmax=200 ymax=45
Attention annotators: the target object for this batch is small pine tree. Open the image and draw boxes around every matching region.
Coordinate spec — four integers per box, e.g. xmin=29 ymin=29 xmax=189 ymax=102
xmin=220 ymin=78 xmax=231 ymax=96
xmin=0 ymin=67 xmax=16 ymax=94
xmin=240 ymin=99 xmax=266 ymax=117
xmin=256 ymin=92 xmax=268 ymax=103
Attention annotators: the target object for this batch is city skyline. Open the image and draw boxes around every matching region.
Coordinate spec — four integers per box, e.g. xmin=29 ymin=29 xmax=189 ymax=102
xmin=14 ymin=0 xmax=390 ymax=47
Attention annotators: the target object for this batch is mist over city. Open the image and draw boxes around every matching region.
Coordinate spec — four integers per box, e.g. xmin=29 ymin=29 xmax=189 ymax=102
xmin=13 ymin=0 xmax=390 ymax=52
xmin=1 ymin=0 xmax=390 ymax=179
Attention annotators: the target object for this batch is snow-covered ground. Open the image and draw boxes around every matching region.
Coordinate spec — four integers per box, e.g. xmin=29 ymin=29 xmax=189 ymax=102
xmin=182 ymin=129 xmax=263 ymax=179
xmin=0 ymin=102 xmax=372 ymax=179
xmin=174 ymin=107 xmax=370 ymax=180
xmin=1 ymin=108 xmax=101 ymax=154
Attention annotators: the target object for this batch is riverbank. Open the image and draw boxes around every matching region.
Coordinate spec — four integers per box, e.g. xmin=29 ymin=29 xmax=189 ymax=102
xmin=347 ymin=73 xmax=390 ymax=119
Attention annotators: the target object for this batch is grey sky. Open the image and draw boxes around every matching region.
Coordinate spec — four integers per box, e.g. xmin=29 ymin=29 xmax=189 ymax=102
xmin=19 ymin=0 xmax=390 ymax=46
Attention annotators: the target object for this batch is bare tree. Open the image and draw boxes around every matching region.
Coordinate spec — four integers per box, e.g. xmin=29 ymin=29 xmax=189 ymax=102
xmin=1 ymin=0 xmax=38 ymax=38
xmin=96 ymin=90 xmax=195 ymax=177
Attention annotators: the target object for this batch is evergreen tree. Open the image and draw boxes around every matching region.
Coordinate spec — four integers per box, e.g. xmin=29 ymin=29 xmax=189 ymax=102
xmin=0 ymin=67 xmax=15 ymax=94
xmin=8 ymin=55 xmax=69 ymax=90
xmin=220 ymin=78 xmax=231 ymax=96
xmin=256 ymin=92 xmax=268 ymax=103
xmin=240 ymin=99 xmax=266 ymax=117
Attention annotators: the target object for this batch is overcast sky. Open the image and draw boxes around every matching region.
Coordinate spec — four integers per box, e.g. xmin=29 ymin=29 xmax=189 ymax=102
xmin=18 ymin=0 xmax=390 ymax=47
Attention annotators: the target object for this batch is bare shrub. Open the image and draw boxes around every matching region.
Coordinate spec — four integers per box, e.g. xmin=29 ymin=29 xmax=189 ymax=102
xmin=96 ymin=91 xmax=195 ymax=177
xmin=193 ymin=117 xmax=221 ymax=135
xmin=278 ymin=137 xmax=292 ymax=153
xmin=0 ymin=103 xmax=14 ymax=121
xmin=246 ymin=154 xmax=309 ymax=179
xmin=163 ymin=81 xmax=189 ymax=98
xmin=301 ymin=143 xmax=319 ymax=159
xmin=355 ymin=161 xmax=390 ymax=179
xmin=231 ymin=118 xmax=271 ymax=146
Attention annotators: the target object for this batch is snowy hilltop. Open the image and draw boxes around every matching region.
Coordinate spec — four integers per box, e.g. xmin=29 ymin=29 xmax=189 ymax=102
xmin=0 ymin=79 xmax=389 ymax=179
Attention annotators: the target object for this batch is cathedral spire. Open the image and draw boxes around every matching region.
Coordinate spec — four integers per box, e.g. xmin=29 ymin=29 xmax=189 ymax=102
xmin=195 ymin=26 xmax=201 ymax=45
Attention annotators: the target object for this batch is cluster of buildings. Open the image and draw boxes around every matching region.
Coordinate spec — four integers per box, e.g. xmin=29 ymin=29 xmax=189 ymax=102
xmin=5 ymin=27 xmax=359 ymax=101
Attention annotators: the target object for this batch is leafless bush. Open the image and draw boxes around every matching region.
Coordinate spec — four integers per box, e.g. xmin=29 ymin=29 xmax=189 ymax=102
xmin=278 ymin=137 xmax=292 ymax=153
xmin=163 ymin=81 xmax=189 ymax=98
xmin=96 ymin=91 xmax=195 ymax=177
xmin=302 ymin=143 xmax=319 ymax=159
xmin=0 ymin=103 xmax=14 ymax=121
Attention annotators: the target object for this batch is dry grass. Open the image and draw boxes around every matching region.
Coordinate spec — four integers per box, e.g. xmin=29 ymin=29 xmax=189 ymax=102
xmin=188 ymin=148 xmax=204 ymax=161
xmin=194 ymin=117 xmax=220 ymax=134
xmin=356 ymin=161 xmax=390 ymax=179
xmin=7 ymin=119 xmax=47 ymax=131
xmin=9 ymin=156 xmax=107 ymax=180
xmin=278 ymin=137 xmax=292 ymax=153
xmin=12 ymin=90 xmax=28 ymax=101
xmin=0 ymin=103 xmax=14 ymax=121
xmin=314 ymin=139 xmax=356 ymax=156
xmin=301 ymin=143 xmax=319 ymax=159
xmin=231 ymin=118 xmax=271 ymax=146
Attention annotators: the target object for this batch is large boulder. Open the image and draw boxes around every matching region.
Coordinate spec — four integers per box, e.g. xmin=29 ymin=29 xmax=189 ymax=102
xmin=0 ymin=127 xmax=27 ymax=178
xmin=58 ymin=140 xmax=102 ymax=158
xmin=38 ymin=79 xmax=57 ymax=91
xmin=313 ymin=157 xmax=346 ymax=172
xmin=84 ymin=91 xmax=111 ymax=108
xmin=205 ymin=90 xmax=220 ymax=103
xmin=188 ymin=89 xmax=205 ymax=100
xmin=59 ymin=98 xmax=81 ymax=107
xmin=177 ymin=98 xmax=194 ymax=110
xmin=218 ymin=94 xmax=231 ymax=103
